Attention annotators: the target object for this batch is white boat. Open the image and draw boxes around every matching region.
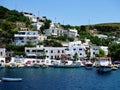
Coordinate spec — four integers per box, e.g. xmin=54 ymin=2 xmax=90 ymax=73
xmin=85 ymin=61 xmax=93 ymax=70
xmin=52 ymin=61 xmax=81 ymax=68
xmin=96 ymin=56 xmax=112 ymax=73
xmin=2 ymin=77 xmax=23 ymax=82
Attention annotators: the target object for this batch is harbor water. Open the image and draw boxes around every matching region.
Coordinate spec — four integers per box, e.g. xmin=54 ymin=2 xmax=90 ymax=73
xmin=0 ymin=67 xmax=120 ymax=90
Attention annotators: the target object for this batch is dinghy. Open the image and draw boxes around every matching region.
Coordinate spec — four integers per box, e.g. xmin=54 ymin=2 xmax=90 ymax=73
xmin=2 ymin=77 xmax=22 ymax=82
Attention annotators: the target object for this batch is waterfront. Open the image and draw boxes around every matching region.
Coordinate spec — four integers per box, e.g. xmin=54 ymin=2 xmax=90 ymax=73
xmin=0 ymin=68 xmax=120 ymax=90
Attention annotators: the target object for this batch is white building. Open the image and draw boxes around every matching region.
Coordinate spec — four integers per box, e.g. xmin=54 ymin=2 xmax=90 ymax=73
xmin=90 ymin=46 xmax=99 ymax=58
xmin=32 ymin=22 xmax=44 ymax=30
xmin=94 ymin=34 xmax=108 ymax=39
xmin=45 ymin=28 xmax=78 ymax=38
xmin=14 ymin=31 xmax=39 ymax=46
xmin=0 ymin=48 xmax=6 ymax=63
xmin=23 ymin=12 xmax=37 ymax=22
xmin=25 ymin=45 xmax=66 ymax=60
xmin=25 ymin=45 xmax=45 ymax=57
xmin=100 ymin=46 xmax=108 ymax=55
xmin=38 ymin=35 xmax=47 ymax=42
xmin=64 ymin=29 xmax=78 ymax=38
xmin=83 ymin=39 xmax=91 ymax=48
xmin=45 ymin=28 xmax=64 ymax=36
xmin=66 ymin=41 xmax=86 ymax=60
xmin=45 ymin=23 xmax=78 ymax=38
xmin=45 ymin=47 xmax=66 ymax=60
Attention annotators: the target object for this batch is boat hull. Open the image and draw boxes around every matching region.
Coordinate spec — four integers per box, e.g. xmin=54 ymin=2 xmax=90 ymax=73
xmin=2 ymin=77 xmax=22 ymax=82
xmin=97 ymin=66 xmax=112 ymax=74
xmin=52 ymin=64 xmax=81 ymax=68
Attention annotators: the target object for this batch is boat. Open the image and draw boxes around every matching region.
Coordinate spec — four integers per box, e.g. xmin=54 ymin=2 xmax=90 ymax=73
xmin=0 ymin=63 xmax=4 ymax=69
xmin=8 ymin=63 xmax=17 ymax=69
xmin=2 ymin=77 xmax=22 ymax=82
xmin=96 ymin=56 xmax=112 ymax=74
xmin=111 ymin=65 xmax=118 ymax=70
xmin=32 ymin=63 xmax=40 ymax=68
xmin=52 ymin=64 xmax=81 ymax=68
xmin=85 ymin=61 xmax=93 ymax=70
xmin=113 ymin=61 xmax=120 ymax=68
xmin=52 ymin=61 xmax=81 ymax=68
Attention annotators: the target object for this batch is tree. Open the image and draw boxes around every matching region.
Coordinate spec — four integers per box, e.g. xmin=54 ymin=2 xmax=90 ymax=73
xmin=108 ymin=44 xmax=120 ymax=60
xmin=80 ymin=25 xmax=86 ymax=31
xmin=99 ymin=49 xmax=105 ymax=57
xmin=73 ymin=53 xmax=78 ymax=61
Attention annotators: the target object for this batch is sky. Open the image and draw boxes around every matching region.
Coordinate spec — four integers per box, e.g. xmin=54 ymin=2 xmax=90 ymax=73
xmin=0 ymin=0 xmax=120 ymax=25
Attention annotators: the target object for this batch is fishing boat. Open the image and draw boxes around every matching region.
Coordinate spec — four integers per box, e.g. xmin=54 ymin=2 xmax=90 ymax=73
xmin=2 ymin=77 xmax=22 ymax=82
xmin=96 ymin=56 xmax=112 ymax=74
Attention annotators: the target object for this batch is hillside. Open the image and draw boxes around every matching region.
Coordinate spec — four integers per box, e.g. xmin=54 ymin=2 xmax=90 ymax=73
xmin=85 ymin=23 xmax=120 ymax=37
xmin=96 ymin=23 xmax=120 ymax=29
xmin=0 ymin=6 xmax=120 ymax=47
xmin=0 ymin=6 xmax=31 ymax=45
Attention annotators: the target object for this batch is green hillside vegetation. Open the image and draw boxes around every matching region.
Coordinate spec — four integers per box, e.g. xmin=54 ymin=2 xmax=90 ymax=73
xmin=0 ymin=6 xmax=120 ymax=60
xmin=0 ymin=6 xmax=31 ymax=25
xmin=90 ymin=23 xmax=120 ymax=37
xmin=96 ymin=23 xmax=120 ymax=29
xmin=0 ymin=6 xmax=31 ymax=45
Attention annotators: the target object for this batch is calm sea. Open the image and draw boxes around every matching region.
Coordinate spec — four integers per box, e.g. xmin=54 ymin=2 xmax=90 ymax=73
xmin=0 ymin=67 xmax=120 ymax=90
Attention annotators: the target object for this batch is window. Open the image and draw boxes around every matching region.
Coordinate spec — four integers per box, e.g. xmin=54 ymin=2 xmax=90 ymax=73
xmin=52 ymin=30 xmax=54 ymax=33
xmin=19 ymin=37 xmax=24 ymax=40
xmin=21 ymin=41 xmax=24 ymax=43
xmin=58 ymin=50 xmax=60 ymax=53
xmin=27 ymin=32 xmax=30 ymax=35
xmin=79 ymin=48 xmax=82 ymax=50
xmin=62 ymin=50 xmax=64 ymax=53
xmin=20 ymin=32 xmax=25 ymax=35
xmin=32 ymin=50 xmax=36 ymax=52
xmin=73 ymin=48 xmax=76 ymax=51
xmin=26 ymin=50 xmax=30 ymax=52
xmin=34 ymin=37 xmax=37 ymax=39
xmin=46 ymin=50 xmax=48 ymax=52
xmin=51 ymin=56 xmax=53 ymax=59
xmin=80 ymin=53 xmax=82 ymax=55
xmin=37 ymin=50 xmax=44 ymax=52
xmin=51 ymin=50 xmax=53 ymax=53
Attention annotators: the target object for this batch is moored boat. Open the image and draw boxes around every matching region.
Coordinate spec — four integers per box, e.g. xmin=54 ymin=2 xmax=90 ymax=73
xmin=52 ymin=64 xmax=81 ymax=68
xmin=52 ymin=62 xmax=81 ymax=68
xmin=0 ymin=63 xmax=4 ymax=69
xmin=85 ymin=61 xmax=93 ymax=70
xmin=2 ymin=77 xmax=22 ymax=82
xmin=96 ymin=56 xmax=112 ymax=74
xmin=32 ymin=63 xmax=40 ymax=68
